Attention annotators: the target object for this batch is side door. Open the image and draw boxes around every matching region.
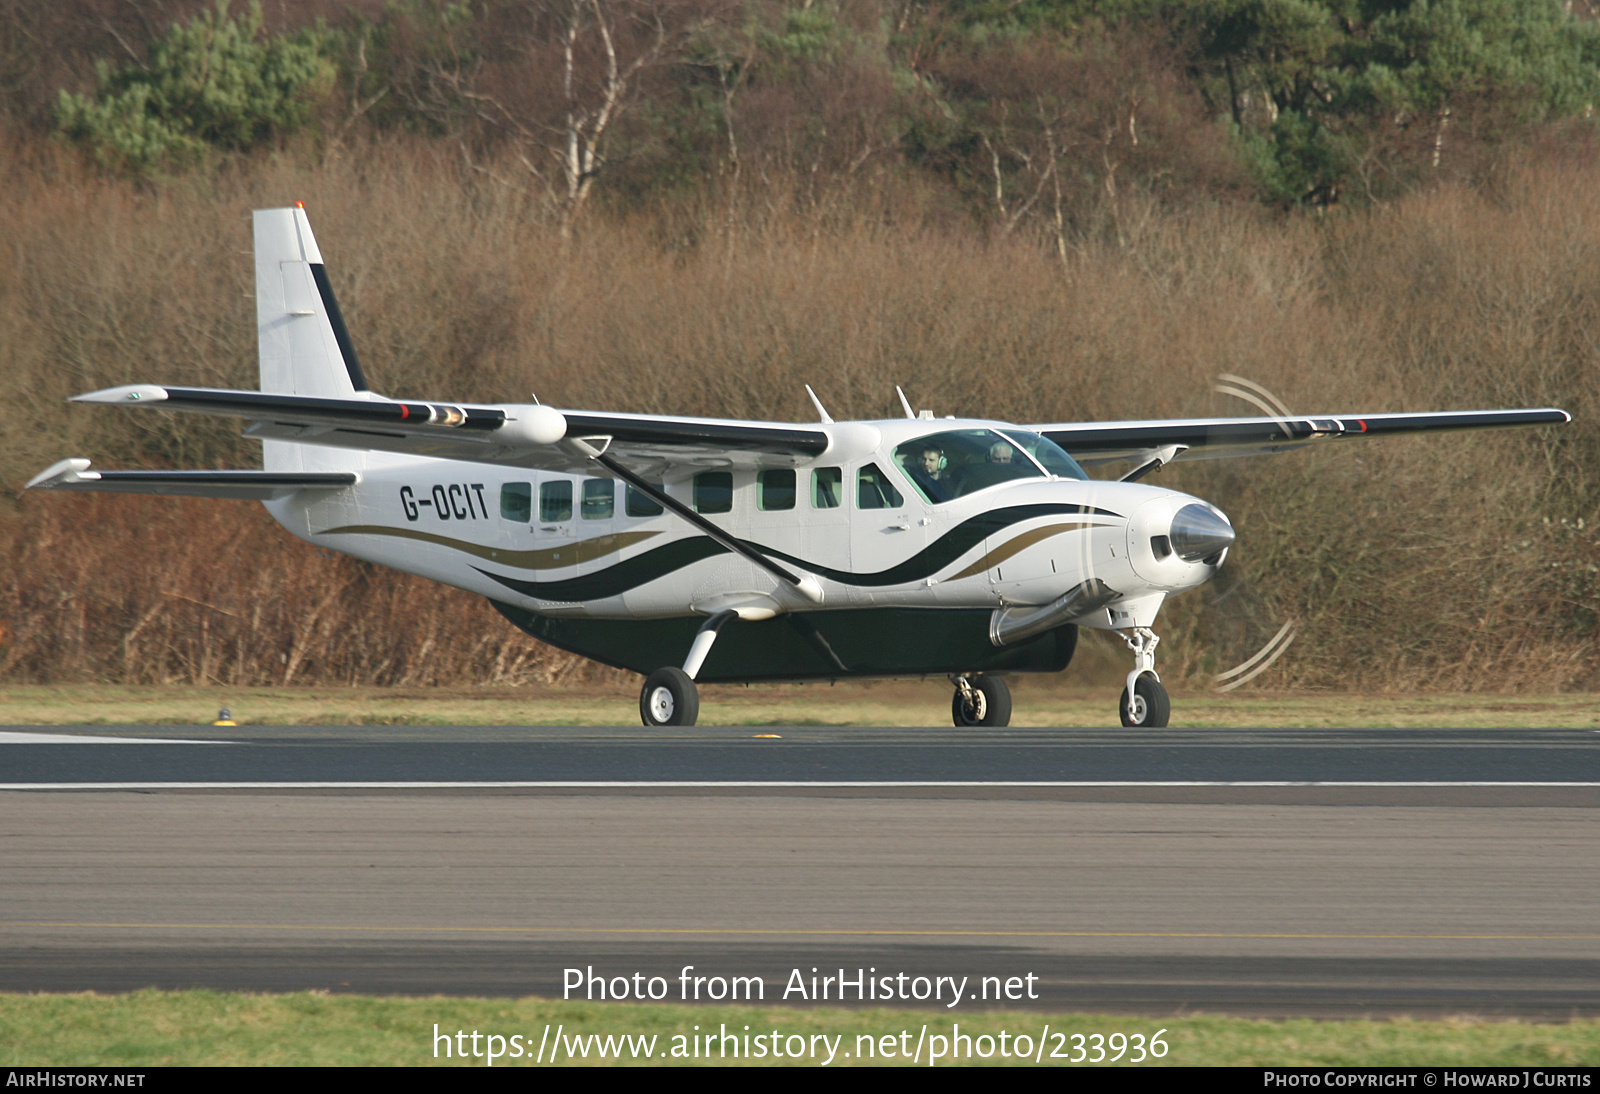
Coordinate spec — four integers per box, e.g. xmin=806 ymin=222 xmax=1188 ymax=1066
xmin=533 ymin=474 xmax=576 ymax=566
xmin=573 ymin=475 xmax=619 ymax=575
xmin=496 ymin=479 xmax=534 ymax=561
xmin=848 ymin=461 xmax=929 ymax=599
xmin=800 ymin=465 xmax=852 ymax=599
xmin=748 ymin=467 xmax=804 ymax=564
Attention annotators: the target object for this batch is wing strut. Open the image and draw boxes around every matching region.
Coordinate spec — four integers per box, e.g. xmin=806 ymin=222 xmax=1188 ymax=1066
xmin=591 ymin=452 xmax=824 ymax=604
xmin=1119 ymin=445 xmax=1188 ymax=483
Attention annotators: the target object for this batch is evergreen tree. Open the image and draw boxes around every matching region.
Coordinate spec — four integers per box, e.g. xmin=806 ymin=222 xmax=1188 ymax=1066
xmin=56 ymin=0 xmax=335 ymax=172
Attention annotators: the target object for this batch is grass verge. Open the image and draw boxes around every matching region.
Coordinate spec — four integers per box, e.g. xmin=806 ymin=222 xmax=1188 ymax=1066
xmin=0 ymin=683 xmax=1597 ymax=728
xmin=2 ymin=992 xmax=1598 ymax=1066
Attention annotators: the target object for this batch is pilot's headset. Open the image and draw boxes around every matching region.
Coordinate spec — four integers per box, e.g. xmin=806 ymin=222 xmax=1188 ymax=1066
xmin=924 ymin=449 xmax=947 ymax=471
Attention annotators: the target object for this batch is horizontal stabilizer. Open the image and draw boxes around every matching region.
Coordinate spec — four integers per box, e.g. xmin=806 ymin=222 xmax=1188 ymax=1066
xmin=26 ymin=459 xmax=358 ymax=500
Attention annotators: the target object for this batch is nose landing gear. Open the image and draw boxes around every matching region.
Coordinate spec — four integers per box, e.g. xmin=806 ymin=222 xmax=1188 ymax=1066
xmin=1118 ymin=628 xmax=1170 ymax=727
xmin=951 ymin=674 xmax=1012 ymax=727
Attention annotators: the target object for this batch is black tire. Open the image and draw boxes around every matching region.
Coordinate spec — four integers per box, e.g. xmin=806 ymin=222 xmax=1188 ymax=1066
xmin=951 ymin=675 xmax=1012 ymax=727
xmin=640 ymin=667 xmax=699 ymax=726
xmin=1119 ymin=674 xmax=1170 ymax=728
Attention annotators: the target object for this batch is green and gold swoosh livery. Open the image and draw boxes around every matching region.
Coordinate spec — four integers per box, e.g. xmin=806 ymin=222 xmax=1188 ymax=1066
xmin=317 ymin=525 xmax=661 ymax=569
xmin=945 ymin=521 xmax=1102 ymax=581
xmin=323 ymin=505 xmax=1119 ymax=603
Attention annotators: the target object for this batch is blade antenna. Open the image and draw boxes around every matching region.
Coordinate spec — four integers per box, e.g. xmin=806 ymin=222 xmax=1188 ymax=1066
xmin=895 ymin=386 xmax=915 ymax=420
xmin=804 ymin=384 xmax=833 ymax=424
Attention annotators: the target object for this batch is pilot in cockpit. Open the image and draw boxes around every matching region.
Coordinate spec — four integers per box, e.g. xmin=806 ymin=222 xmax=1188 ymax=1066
xmin=907 ymin=444 xmax=950 ymax=502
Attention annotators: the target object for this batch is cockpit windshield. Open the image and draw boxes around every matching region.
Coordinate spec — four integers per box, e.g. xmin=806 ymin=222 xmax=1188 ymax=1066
xmin=891 ymin=428 xmax=1085 ymax=505
xmin=999 ymin=430 xmax=1088 ymax=481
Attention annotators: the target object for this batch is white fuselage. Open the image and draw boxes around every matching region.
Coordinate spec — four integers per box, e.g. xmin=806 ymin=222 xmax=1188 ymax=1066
xmin=266 ymin=417 xmax=1226 ymax=631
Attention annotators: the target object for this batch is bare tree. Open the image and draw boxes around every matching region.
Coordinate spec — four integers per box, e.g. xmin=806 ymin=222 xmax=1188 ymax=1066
xmin=935 ymin=32 xmax=1239 ymax=254
xmin=437 ymin=0 xmax=723 ymax=239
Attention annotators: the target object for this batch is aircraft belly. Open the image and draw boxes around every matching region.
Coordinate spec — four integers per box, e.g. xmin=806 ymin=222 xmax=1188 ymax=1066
xmin=493 ymin=602 xmax=1078 ymax=681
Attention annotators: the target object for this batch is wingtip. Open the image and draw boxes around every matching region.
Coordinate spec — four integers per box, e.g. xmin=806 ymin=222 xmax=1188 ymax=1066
xmin=70 ymin=384 xmax=171 ymax=405
xmin=26 ymin=458 xmax=93 ymax=490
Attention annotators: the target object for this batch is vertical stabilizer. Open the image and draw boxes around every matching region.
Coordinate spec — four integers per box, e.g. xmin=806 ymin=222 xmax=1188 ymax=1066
xmin=254 ymin=206 xmax=369 ymax=398
xmin=253 ymin=206 xmax=369 ymax=472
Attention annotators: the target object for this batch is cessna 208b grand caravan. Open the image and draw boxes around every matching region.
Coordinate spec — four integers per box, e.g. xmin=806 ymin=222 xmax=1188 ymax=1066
xmin=28 ymin=206 xmax=1571 ymax=727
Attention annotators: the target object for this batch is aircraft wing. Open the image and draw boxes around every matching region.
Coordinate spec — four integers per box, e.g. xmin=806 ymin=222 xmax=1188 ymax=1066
xmin=26 ymin=458 xmax=358 ymax=499
xmin=1030 ymin=409 xmax=1572 ymax=468
xmin=66 ymin=384 xmax=831 ymax=476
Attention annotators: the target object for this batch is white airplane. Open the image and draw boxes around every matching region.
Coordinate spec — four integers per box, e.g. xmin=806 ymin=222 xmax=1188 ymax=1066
xmin=27 ymin=206 xmax=1571 ymax=727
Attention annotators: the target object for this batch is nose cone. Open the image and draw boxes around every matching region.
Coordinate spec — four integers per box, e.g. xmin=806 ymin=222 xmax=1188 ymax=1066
xmin=1169 ymin=503 xmax=1234 ymax=563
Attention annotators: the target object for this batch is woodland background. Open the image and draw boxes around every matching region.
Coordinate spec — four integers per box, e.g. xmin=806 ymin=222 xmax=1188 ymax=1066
xmin=0 ymin=0 xmax=1596 ymax=690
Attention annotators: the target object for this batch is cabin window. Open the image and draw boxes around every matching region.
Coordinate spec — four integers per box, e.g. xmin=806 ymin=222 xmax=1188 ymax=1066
xmin=812 ymin=467 xmax=842 ymax=509
xmin=758 ymin=469 xmax=796 ymax=511
xmin=694 ymin=471 xmax=734 ymax=514
xmin=539 ymin=480 xmax=572 ymax=522
xmin=856 ymin=463 xmax=904 ymax=510
xmin=581 ymin=478 xmax=614 ymax=520
xmin=625 ymin=483 xmax=664 ymax=517
xmin=500 ymin=482 xmax=531 ymax=522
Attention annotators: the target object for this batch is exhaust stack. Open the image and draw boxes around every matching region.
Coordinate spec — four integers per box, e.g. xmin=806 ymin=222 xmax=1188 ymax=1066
xmin=990 ymin=579 xmax=1119 ymax=647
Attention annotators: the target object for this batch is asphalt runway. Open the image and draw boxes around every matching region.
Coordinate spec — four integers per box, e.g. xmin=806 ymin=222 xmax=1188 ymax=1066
xmin=3 ymin=725 xmax=1599 ymax=1017
xmin=4 ymin=724 xmax=1600 ymax=787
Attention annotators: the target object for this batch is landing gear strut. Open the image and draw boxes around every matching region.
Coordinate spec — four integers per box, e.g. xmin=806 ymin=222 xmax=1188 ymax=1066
xmin=640 ymin=610 xmax=738 ymax=727
xmin=951 ymin=674 xmax=1011 ymax=727
xmin=1118 ymin=627 xmax=1170 ymax=727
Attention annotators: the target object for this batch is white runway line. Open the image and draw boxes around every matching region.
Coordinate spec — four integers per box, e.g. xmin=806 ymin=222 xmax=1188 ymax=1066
xmin=0 ymin=731 xmax=225 ymax=745
xmin=2 ymin=780 xmax=1599 ymax=790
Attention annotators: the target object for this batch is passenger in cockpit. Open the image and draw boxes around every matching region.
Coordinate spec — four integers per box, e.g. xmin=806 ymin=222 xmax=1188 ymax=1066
xmin=952 ymin=440 xmax=1019 ymax=494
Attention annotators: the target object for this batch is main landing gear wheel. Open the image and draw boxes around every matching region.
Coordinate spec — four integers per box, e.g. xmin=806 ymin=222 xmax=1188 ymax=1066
xmin=640 ymin=667 xmax=699 ymax=727
xmin=1119 ymin=674 xmax=1170 ymax=728
xmin=951 ymin=675 xmax=1012 ymax=727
